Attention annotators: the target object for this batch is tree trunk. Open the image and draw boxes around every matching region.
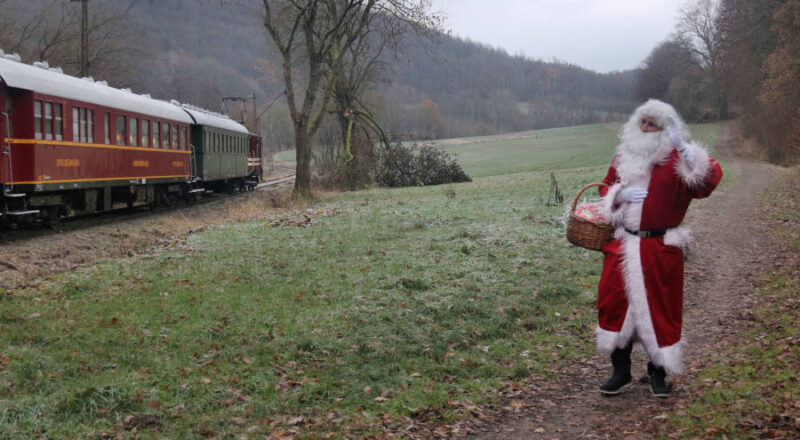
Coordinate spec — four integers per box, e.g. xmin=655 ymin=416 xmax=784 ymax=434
xmin=294 ymin=126 xmax=312 ymax=194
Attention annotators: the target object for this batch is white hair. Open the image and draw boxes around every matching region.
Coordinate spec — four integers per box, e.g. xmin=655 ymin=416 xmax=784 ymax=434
xmin=614 ymin=99 xmax=687 ymax=184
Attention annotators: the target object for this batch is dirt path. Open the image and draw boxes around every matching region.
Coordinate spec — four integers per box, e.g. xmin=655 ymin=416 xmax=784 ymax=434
xmin=458 ymin=126 xmax=786 ymax=439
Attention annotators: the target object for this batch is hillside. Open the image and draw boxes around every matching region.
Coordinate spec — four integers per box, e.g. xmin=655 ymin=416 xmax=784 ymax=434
xmin=0 ymin=0 xmax=638 ymax=149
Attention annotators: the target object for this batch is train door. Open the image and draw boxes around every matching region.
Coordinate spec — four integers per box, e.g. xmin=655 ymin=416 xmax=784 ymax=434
xmin=0 ymin=87 xmax=9 ymax=189
xmin=248 ymin=135 xmax=262 ymax=181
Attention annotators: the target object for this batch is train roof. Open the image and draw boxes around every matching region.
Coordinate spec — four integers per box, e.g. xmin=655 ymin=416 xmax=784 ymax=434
xmin=180 ymin=104 xmax=250 ymax=135
xmin=0 ymin=53 xmax=193 ymax=123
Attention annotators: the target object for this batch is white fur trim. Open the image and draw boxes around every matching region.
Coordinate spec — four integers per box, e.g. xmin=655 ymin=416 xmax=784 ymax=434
xmin=599 ymin=183 xmax=625 ymax=225
xmin=675 ymin=141 xmax=712 ymax=187
xmin=650 ymin=339 xmax=684 ymax=375
xmin=664 ymin=227 xmax=693 ymax=251
xmin=595 ymin=326 xmax=619 ymax=354
xmin=617 ymin=232 xmax=685 ymax=375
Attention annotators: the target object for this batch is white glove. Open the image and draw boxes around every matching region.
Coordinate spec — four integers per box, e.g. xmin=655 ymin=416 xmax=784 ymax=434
xmin=618 ymin=187 xmax=648 ymax=203
xmin=667 ymin=117 xmax=695 ymax=165
xmin=667 ymin=119 xmax=685 ymax=147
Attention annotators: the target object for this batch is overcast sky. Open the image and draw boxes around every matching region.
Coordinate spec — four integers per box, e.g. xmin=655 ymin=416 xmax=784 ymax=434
xmin=430 ymin=0 xmax=684 ymax=73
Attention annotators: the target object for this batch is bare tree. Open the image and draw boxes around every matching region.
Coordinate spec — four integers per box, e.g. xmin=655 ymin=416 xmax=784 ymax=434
xmin=0 ymin=0 xmax=142 ymax=84
xmin=262 ymin=0 xmax=439 ymax=194
xmin=677 ymin=0 xmax=720 ymax=69
xmin=676 ymin=0 xmax=729 ymax=118
xmin=328 ymin=4 xmax=440 ymax=188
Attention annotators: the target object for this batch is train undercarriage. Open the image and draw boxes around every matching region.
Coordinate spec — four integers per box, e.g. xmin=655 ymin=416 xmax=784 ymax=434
xmin=0 ymin=175 xmax=259 ymax=230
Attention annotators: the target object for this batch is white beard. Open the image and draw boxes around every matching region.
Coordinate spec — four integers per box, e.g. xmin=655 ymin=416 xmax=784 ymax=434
xmin=614 ymin=109 xmax=676 ymax=184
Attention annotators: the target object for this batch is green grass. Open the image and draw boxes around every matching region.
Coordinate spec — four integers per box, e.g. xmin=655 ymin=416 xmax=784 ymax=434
xmin=0 ymin=121 xmax=731 ymax=439
xmin=274 ymin=121 xmax=728 ymax=179
xmin=1 ymin=169 xmax=609 ymax=438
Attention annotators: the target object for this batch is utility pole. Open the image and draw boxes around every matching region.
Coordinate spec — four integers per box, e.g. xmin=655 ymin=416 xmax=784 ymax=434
xmin=222 ymin=94 xmax=258 ymax=133
xmin=251 ymin=93 xmax=257 ymax=133
xmin=71 ymin=0 xmax=89 ymax=77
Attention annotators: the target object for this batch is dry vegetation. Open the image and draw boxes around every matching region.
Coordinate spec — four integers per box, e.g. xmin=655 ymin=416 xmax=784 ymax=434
xmin=0 ymin=185 xmax=301 ymax=290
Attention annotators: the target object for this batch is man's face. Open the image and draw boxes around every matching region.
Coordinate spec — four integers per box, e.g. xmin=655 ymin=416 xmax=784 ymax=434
xmin=639 ymin=116 xmax=663 ymax=133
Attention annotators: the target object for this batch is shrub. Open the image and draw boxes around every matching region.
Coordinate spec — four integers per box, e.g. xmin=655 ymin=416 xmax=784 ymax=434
xmin=375 ymin=142 xmax=471 ymax=187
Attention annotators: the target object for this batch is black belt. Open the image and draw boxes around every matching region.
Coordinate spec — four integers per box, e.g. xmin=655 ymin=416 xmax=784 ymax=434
xmin=625 ymin=228 xmax=667 ymax=238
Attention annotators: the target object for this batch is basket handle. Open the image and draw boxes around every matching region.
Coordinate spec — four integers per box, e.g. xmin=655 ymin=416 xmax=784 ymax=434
xmin=571 ymin=182 xmax=607 ymax=212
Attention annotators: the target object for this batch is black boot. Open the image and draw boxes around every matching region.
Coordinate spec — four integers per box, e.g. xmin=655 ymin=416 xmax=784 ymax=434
xmin=599 ymin=342 xmax=633 ymax=395
xmin=647 ymin=362 xmax=671 ymax=398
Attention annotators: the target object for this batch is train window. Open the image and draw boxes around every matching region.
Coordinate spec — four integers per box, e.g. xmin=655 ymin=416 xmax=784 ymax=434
xmin=141 ymin=120 xmax=149 ymax=147
xmin=116 ymin=115 xmax=125 ymax=145
xmin=43 ymin=102 xmax=53 ymax=140
xmin=54 ymin=104 xmax=63 ymax=141
xmin=129 ymin=117 xmax=138 ymax=146
xmin=152 ymin=121 xmax=159 ymax=148
xmin=87 ymin=109 xmax=93 ymax=143
xmin=179 ymin=125 xmax=185 ymax=150
xmin=79 ymin=108 xmax=87 ymax=143
xmin=171 ymin=124 xmax=177 ymax=149
xmin=73 ymin=108 xmax=79 ymax=142
xmin=34 ymin=100 xmax=42 ymax=140
xmin=161 ymin=122 xmax=169 ymax=148
xmin=104 ymin=113 xmax=110 ymax=144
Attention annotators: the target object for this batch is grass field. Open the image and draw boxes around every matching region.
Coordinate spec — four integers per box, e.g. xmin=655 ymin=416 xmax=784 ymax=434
xmin=1 ymin=122 xmax=725 ymax=439
xmin=275 ymin=122 xmax=726 ymax=179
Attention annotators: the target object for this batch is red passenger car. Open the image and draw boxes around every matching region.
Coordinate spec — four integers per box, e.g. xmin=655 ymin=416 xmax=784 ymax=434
xmin=0 ymin=55 xmax=195 ymax=224
xmin=248 ymin=134 xmax=263 ymax=181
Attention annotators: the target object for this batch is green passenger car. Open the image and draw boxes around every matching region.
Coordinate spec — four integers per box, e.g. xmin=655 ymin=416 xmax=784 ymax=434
xmin=183 ymin=105 xmax=251 ymax=190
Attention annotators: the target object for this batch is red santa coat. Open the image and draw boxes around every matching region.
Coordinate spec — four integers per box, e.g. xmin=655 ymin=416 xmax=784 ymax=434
xmin=595 ymin=144 xmax=722 ymax=374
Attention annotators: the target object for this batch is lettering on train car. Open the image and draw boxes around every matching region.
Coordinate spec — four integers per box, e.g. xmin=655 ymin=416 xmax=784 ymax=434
xmin=56 ymin=158 xmax=80 ymax=167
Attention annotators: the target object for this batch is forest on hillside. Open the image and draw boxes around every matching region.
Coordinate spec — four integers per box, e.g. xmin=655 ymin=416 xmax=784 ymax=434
xmin=636 ymin=0 xmax=799 ymax=164
xmin=0 ymin=0 xmax=637 ymax=151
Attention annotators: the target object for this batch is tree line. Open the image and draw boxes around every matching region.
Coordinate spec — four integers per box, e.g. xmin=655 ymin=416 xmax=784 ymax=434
xmin=637 ymin=0 xmax=799 ymax=164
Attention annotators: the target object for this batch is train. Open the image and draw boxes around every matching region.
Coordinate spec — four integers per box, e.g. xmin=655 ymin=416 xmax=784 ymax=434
xmin=0 ymin=51 xmax=262 ymax=228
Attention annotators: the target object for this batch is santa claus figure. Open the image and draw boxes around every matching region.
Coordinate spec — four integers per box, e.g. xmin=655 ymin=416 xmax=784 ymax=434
xmin=595 ymin=99 xmax=723 ymax=397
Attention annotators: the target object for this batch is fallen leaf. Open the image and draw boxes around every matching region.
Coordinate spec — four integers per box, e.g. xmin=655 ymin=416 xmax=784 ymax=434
xmin=510 ymin=400 xmax=528 ymax=408
xmin=287 ymin=416 xmax=304 ymax=426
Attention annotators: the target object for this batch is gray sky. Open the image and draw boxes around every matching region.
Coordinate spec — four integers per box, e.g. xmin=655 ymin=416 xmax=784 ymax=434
xmin=430 ymin=0 xmax=684 ymax=73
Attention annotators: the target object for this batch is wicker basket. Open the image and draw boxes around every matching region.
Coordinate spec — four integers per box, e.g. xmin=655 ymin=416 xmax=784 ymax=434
xmin=566 ymin=182 xmax=614 ymax=251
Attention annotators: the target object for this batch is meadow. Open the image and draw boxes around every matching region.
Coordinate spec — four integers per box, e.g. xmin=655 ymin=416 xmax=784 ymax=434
xmin=274 ymin=122 xmax=724 ymax=179
xmin=1 ymin=123 xmax=723 ymax=439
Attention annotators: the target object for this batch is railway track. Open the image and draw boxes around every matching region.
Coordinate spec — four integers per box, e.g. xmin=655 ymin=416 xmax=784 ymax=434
xmin=0 ymin=172 xmax=295 ymax=243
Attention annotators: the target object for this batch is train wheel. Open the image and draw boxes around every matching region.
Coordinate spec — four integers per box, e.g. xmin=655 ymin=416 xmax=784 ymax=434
xmin=44 ymin=206 xmax=61 ymax=229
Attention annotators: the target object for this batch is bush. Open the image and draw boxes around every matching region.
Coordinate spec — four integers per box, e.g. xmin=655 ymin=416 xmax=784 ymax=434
xmin=312 ymin=145 xmax=377 ymax=191
xmin=375 ymin=142 xmax=472 ymax=187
